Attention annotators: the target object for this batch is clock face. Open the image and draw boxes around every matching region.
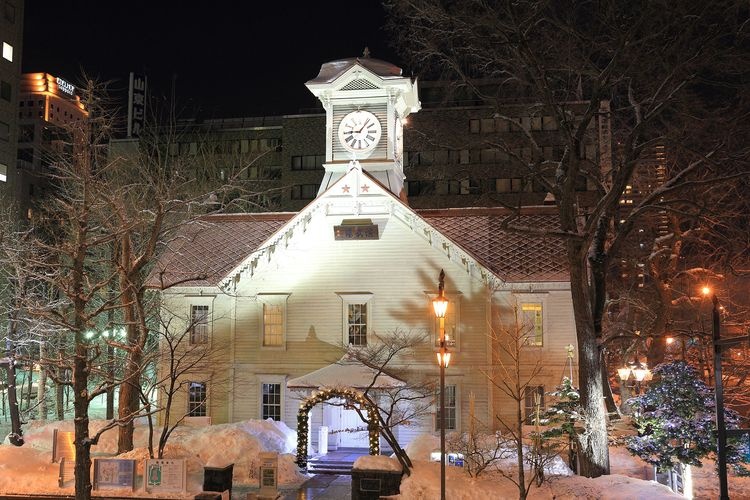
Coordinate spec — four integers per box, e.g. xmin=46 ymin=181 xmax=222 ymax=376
xmin=338 ymin=110 xmax=382 ymax=153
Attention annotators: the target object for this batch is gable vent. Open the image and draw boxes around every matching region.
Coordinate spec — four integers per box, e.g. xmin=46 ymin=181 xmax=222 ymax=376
xmin=340 ymin=79 xmax=378 ymax=91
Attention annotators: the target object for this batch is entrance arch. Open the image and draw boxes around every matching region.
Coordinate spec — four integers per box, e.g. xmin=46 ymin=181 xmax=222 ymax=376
xmin=295 ymin=387 xmax=380 ymax=469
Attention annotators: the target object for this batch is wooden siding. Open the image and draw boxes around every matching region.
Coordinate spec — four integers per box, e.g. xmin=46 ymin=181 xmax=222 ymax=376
xmin=159 ymin=205 xmax=578 ymax=446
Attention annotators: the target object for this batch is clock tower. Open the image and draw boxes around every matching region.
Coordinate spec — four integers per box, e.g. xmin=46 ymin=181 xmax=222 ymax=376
xmin=306 ymin=52 xmax=420 ymax=200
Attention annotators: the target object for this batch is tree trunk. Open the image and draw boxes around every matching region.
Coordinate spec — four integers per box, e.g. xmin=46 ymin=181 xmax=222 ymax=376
xmin=72 ymin=337 xmax=93 ymax=500
xmin=5 ymin=310 xmax=24 ymax=446
xmin=38 ymin=343 xmax=47 ymax=420
xmin=601 ymin=356 xmax=619 ymax=417
xmin=106 ymin=342 xmax=114 ymax=420
xmin=569 ymin=250 xmax=610 ymax=477
xmin=56 ymin=347 xmax=65 ymax=420
xmin=3 ymin=337 xmax=24 ymax=446
xmin=116 ymin=297 xmax=142 ymax=454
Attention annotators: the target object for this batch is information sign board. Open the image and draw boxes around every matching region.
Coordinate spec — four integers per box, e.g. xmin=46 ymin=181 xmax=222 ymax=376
xmin=144 ymin=458 xmax=186 ymax=493
xmin=93 ymin=458 xmax=136 ymax=491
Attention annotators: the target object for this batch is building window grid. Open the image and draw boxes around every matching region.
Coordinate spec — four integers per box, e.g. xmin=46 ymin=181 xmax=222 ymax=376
xmin=348 ymin=303 xmax=368 ymax=346
xmin=436 ymin=385 xmax=457 ymax=431
xmin=263 ymin=303 xmax=284 ymax=346
xmin=524 ymin=385 xmax=545 ymax=424
xmin=261 ymin=382 xmax=282 ymax=421
xmin=187 ymin=381 xmax=207 ymax=417
xmin=521 ymin=303 xmax=543 ymax=346
xmin=291 ymin=154 xmax=325 ymax=170
xmin=291 ymin=184 xmax=317 ymax=200
xmin=190 ymin=305 xmax=209 ymax=345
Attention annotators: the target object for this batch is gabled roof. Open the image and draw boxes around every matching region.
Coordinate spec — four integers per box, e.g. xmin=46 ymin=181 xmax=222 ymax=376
xmin=420 ymin=208 xmax=568 ymax=282
xmin=149 ymin=213 xmax=294 ymax=289
xmin=306 ymin=57 xmax=403 ymax=85
xmin=150 ymin=201 xmax=568 ymax=289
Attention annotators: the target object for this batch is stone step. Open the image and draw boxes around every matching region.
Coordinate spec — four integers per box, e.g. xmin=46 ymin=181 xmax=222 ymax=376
xmin=308 ymin=464 xmax=354 ymax=475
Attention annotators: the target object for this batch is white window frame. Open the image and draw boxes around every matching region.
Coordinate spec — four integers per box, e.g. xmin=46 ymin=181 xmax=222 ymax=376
xmin=259 ymin=375 xmax=286 ymax=422
xmin=435 ymin=383 xmax=459 ymax=431
xmin=513 ymin=293 xmax=547 ymax=347
xmin=258 ymin=293 xmax=290 ymax=349
xmin=337 ymin=293 xmax=373 ymax=347
xmin=524 ymin=385 xmax=546 ymax=424
xmin=426 ymin=291 xmax=462 ymax=351
xmin=187 ymin=380 xmax=208 ymax=417
xmin=189 ymin=304 xmax=210 ymax=345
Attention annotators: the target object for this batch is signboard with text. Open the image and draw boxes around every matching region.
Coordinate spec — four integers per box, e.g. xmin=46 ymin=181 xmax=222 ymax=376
xmin=144 ymin=458 xmax=186 ymax=493
xmin=93 ymin=458 xmax=136 ymax=491
xmin=127 ymin=72 xmax=147 ymax=138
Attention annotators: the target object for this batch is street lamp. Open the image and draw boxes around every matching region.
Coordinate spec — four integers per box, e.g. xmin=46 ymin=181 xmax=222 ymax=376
xmin=432 ymin=269 xmax=450 ymax=500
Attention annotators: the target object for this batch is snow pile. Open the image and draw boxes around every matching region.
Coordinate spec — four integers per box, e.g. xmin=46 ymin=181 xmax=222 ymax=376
xmin=0 ymin=418 xmax=307 ymax=497
xmin=354 ymin=455 xmax=402 ymax=472
xmin=404 ymin=434 xmax=439 ymax=461
xmin=397 ymin=461 xmax=681 ymax=499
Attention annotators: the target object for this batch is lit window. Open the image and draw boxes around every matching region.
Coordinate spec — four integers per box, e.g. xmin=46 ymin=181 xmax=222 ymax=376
xmin=261 ymin=382 xmax=282 ymax=421
xmin=521 ymin=303 xmax=543 ymax=346
xmin=0 ymin=163 xmax=6 ymax=182
xmin=263 ymin=304 xmax=283 ymax=346
xmin=259 ymin=294 xmax=288 ymax=348
xmin=436 ymin=385 xmax=457 ymax=430
xmin=348 ymin=303 xmax=367 ymax=346
xmin=339 ymin=293 xmax=373 ymax=347
xmin=2 ymin=42 xmax=12 ymax=62
xmin=190 ymin=305 xmax=209 ymax=344
xmin=524 ymin=385 xmax=545 ymax=424
xmin=187 ymin=381 xmax=207 ymax=417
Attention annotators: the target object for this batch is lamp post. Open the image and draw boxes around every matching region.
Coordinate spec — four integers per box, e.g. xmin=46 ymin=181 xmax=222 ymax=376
xmin=432 ymin=269 xmax=450 ymax=500
xmin=710 ymin=292 xmax=729 ymax=500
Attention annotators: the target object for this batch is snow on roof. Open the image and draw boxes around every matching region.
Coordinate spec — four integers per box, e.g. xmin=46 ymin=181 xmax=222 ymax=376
xmin=419 ymin=207 xmax=568 ymax=282
xmin=287 ymin=355 xmax=405 ymax=389
xmin=306 ymin=57 xmax=403 ymax=84
xmin=147 ymin=213 xmax=294 ymax=288
xmin=151 ymin=204 xmax=567 ymax=289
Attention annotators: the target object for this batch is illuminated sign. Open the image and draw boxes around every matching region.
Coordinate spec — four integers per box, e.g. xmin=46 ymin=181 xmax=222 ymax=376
xmin=127 ymin=73 xmax=147 ymax=138
xmin=56 ymin=77 xmax=75 ymax=95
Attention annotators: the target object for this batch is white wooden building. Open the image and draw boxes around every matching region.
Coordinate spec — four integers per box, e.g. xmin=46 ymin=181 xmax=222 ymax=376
xmin=152 ymin=55 xmax=578 ymax=451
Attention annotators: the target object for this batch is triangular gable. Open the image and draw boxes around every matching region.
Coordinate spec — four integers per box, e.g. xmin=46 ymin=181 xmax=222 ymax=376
xmin=218 ymin=163 xmax=508 ymax=291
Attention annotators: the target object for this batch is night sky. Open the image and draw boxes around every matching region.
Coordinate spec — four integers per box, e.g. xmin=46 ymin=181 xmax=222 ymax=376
xmin=22 ymin=1 xmax=402 ymax=118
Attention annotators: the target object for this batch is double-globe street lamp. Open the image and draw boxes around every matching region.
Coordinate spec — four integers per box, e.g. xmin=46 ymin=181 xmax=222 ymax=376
xmin=432 ymin=269 xmax=450 ymax=500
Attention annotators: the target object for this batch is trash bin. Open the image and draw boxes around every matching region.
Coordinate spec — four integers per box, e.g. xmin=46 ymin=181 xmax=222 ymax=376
xmin=194 ymin=493 xmax=222 ymax=500
xmin=203 ymin=463 xmax=233 ymax=498
xmin=351 ymin=467 xmax=402 ymax=500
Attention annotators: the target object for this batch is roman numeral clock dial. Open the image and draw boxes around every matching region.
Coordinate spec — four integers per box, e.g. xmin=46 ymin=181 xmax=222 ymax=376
xmin=337 ymin=110 xmax=382 ymax=154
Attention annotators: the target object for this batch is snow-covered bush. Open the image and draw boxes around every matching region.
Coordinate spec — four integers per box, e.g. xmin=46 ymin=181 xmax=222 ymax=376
xmin=627 ymin=361 xmax=749 ymax=474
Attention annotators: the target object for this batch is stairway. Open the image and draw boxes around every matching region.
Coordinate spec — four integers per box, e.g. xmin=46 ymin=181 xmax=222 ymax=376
xmin=307 ymin=457 xmax=357 ymax=475
xmin=306 ymin=447 xmax=373 ymax=475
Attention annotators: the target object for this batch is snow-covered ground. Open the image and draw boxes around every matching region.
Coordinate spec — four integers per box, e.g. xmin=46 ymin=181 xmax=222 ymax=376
xmin=1 ymin=419 xmax=749 ymax=499
xmin=395 ymin=435 xmax=750 ymax=499
xmin=0 ymin=418 xmax=307 ymax=497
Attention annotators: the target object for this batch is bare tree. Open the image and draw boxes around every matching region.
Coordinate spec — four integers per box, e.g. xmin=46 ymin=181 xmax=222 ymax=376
xmin=483 ymin=300 xmax=562 ymax=498
xmin=342 ymin=329 xmax=435 ymax=475
xmin=138 ymin=304 xmax=229 ymax=459
xmin=386 ymin=0 xmax=750 ymax=476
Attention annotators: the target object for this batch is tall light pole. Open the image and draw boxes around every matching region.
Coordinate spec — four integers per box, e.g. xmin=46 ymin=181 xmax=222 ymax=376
xmin=711 ymin=293 xmax=729 ymax=500
xmin=432 ymin=269 xmax=450 ymax=500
